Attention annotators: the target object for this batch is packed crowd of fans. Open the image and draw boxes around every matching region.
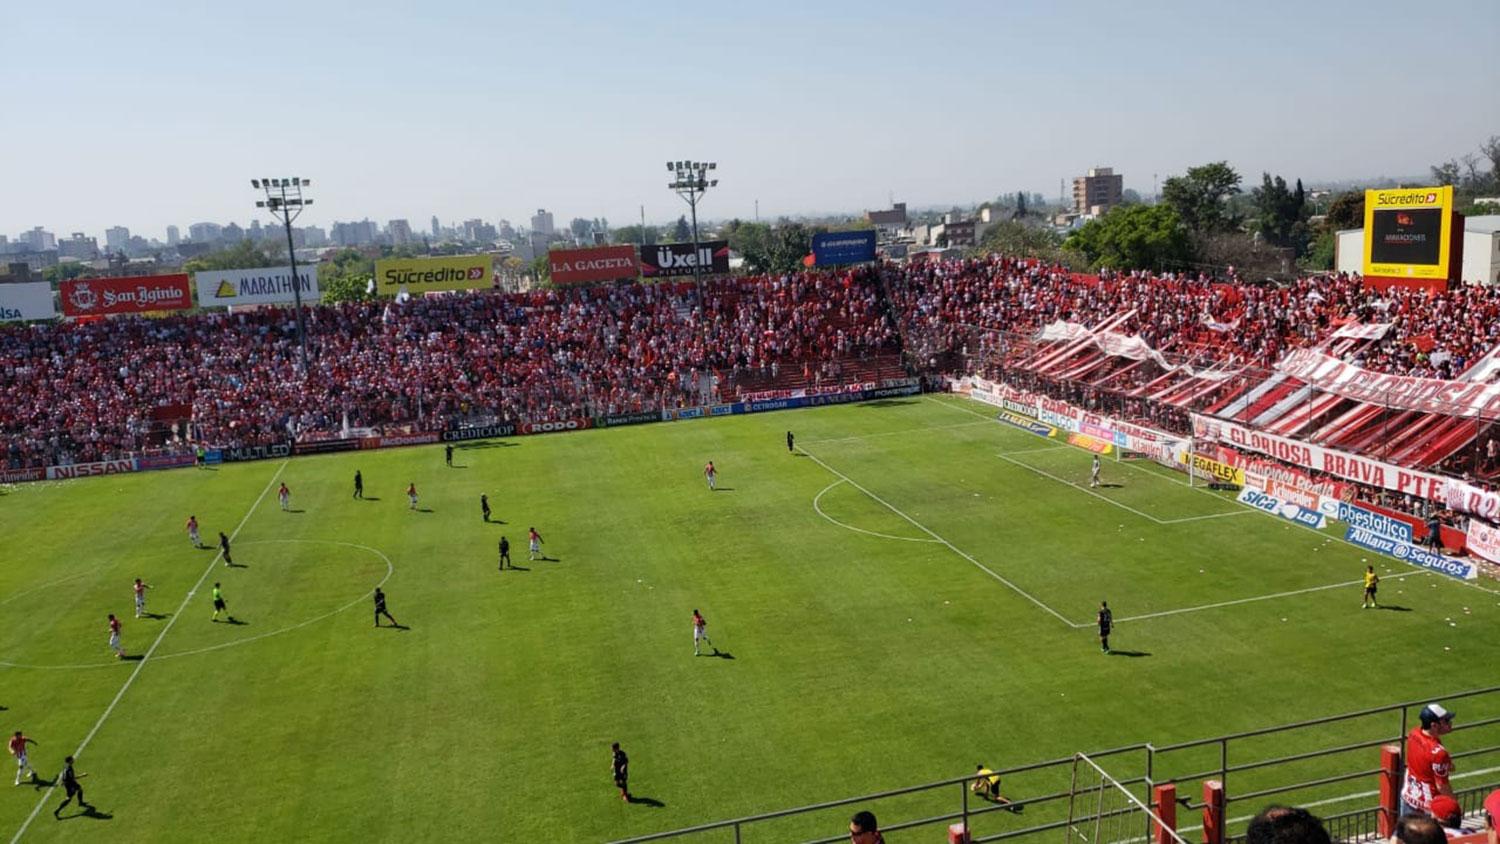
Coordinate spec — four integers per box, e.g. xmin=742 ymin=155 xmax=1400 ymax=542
xmin=1 ymin=270 xmax=896 ymax=468
xmin=5 ymin=253 xmax=1500 ymax=474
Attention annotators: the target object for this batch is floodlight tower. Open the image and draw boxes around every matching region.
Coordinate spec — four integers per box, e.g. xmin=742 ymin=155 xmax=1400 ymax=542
xmin=252 ymin=177 xmax=313 ymax=373
xmin=667 ymin=161 xmax=717 ymax=281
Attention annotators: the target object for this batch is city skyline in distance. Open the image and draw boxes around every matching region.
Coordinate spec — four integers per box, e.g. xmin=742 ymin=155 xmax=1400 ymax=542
xmin=3 ymin=0 xmax=1497 ymax=238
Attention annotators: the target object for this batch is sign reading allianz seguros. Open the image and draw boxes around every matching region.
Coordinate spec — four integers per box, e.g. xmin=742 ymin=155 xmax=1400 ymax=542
xmin=195 ymin=266 xmax=320 ymax=307
xmin=373 ymin=255 xmax=493 ymax=296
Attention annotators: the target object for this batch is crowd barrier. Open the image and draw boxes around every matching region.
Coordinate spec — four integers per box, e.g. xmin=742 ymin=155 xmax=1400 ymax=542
xmin=3 ymin=380 xmax=921 ymax=486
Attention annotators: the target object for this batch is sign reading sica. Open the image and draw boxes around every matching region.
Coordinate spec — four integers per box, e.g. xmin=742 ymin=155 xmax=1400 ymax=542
xmin=374 ymin=255 xmax=493 ymax=296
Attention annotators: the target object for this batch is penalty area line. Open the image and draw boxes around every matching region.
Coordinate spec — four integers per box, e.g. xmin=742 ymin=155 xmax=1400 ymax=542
xmin=797 ymin=446 xmax=1081 ymax=628
xmin=9 ymin=460 xmax=288 ymax=844
xmin=1110 ymin=570 xmax=1424 ymax=624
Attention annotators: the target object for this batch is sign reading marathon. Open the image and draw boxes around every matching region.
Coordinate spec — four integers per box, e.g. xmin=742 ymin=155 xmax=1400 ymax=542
xmin=195 ymin=266 xmax=320 ymax=307
xmin=219 ymin=442 xmax=292 ymax=463
xmin=639 ymin=240 xmax=729 ymax=278
xmin=440 ymin=424 xmax=516 ymax=442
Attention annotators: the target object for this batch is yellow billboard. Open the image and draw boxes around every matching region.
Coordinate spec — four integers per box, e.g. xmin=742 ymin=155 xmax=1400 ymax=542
xmin=1362 ymin=186 xmax=1453 ymax=279
xmin=373 ymin=255 xmax=494 ymax=296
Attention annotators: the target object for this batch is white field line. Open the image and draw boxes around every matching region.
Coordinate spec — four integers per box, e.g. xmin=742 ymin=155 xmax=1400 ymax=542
xmin=797 ymin=445 xmax=1081 ymax=628
xmin=798 ymin=420 xmax=992 ymax=445
xmin=997 ymin=445 xmax=1075 ymax=457
xmin=0 ymin=539 xmax=394 ymax=671
xmin=1160 ymin=510 xmax=1256 ymax=524
xmin=996 ymin=453 xmax=1169 ymax=525
xmin=812 ymin=480 xmax=942 ymax=544
xmin=1110 ymin=570 xmax=1424 ymax=624
xmin=0 ymin=570 xmax=92 ymax=608
xmin=10 ymin=460 xmax=287 ymax=843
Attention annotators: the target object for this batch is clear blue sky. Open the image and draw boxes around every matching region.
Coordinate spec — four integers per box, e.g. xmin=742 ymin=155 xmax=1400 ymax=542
xmin=3 ymin=0 xmax=1497 ymax=240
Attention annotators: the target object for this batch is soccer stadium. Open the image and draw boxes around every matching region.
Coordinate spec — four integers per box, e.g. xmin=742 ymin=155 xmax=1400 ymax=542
xmin=5 ymin=5 xmax=1500 ymax=844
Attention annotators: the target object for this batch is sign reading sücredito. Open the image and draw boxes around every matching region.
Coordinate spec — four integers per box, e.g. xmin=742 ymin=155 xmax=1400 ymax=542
xmin=195 ymin=266 xmax=320 ymax=307
xmin=374 ymin=255 xmax=493 ymax=296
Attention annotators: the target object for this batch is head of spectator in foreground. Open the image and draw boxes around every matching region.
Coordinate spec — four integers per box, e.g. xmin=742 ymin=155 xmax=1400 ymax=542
xmin=1394 ymin=815 xmax=1446 ymax=844
xmin=1245 ymin=805 xmax=1331 ymax=844
xmin=1484 ymin=788 xmax=1500 ymax=844
xmin=1420 ymin=704 xmax=1456 ymax=737
xmin=849 ymin=809 xmax=882 ymax=843
xmin=1428 ymin=794 xmax=1462 ymax=829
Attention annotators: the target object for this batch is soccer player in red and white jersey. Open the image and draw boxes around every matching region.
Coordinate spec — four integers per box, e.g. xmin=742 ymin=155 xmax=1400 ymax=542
xmin=528 ymin=527 xmax=543 ymax=561
xmin=1402 ymin=703 xmax=1455 ymax=816
xmin=407 ymin=483 xmax=419 ymax=511
xmin=692 ymin=609 xmax=715 ymax=656
xmin=107 ymin=613 xmax=125 ymax=659
xmin=278 ymin=483 xmax=291 ymax=511
xmin=703 ymin=460 xmax=716 ymax=491
xmin=133 ymin=578 xmax=151 ymax=618
xmin=9 ymin=731 xmax=37 ymax=786
xmin=185 ymin=515 xmax=201 ymax=548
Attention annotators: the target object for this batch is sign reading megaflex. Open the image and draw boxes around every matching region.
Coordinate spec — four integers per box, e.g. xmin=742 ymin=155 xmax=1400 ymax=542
xmin=639 ymin=241 xmax=729 ymax=278
xmin=0 ymin=281 xmax=58 ymax=322
xmin=195 ymin=266 xmax=320 ymax=307
xmin=374 ymin=255 xmax=493 ymax=296
xmin=548 ymin=245 xmax=640 ymax=284
xmin=60 ymin=274 xmax=193 ymax=317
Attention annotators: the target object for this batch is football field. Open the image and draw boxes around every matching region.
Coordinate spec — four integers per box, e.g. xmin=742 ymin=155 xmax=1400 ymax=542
xmin=2 ymin=395 xmax=1497 ymax=842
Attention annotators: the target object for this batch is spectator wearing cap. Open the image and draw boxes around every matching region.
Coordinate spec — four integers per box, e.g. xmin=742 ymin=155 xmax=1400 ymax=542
xmin=1401 ymin=704 xmax=1456 ymax=817
xmin=1427 ymin=794 xmax=1467 ymax=838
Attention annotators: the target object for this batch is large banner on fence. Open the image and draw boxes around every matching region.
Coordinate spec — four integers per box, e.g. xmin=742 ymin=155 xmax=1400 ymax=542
xmin=374 ymin=255 xmax=492 ymax=297
xmin=1192 ymin=414 xmax=1500 ymax=521
xmin=60 ymin=274 xmax=193 ymax=317
xmin=1345 ymin=526 xmax=1477 ymax=580
xmin=1276 ymin=348 xmax=1500 ymax=418
xmin=0 ymin=281 xmax=57 ymax=321
xmin=195 ymin=266 xmax=320 ymax=307
xmin=547 ymin=245 xmax=639 ymax=284
xmin=1467 ymin=520 xmax=1500 ymax=565
xmin=639 ymin=241 xmax=729 ymax=278
xmin=812 ymin=230 xmax=877 ymax=266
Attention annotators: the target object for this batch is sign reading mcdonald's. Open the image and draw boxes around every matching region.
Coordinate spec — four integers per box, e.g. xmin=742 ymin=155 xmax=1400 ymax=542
xmin=373 ymin=255 xmax=493 ymax=296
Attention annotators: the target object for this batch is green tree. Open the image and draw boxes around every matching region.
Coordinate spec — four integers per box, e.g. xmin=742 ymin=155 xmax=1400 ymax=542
xmin=1015 ymin=192 xmax=1028 ymax=218
xmin=1250 ymin=173 xmax=1309 ymax=253
xmin=41 ymin=263 xmax=91 ymax=283
xmin=672 ymin=216 xmax=691 ymax=242
xmin=611 ymin=225 xmax=658 ymax=246
xmin=318 ymin=248 xmax=376 ymax=304
xmin=973 ymin=220 xmax=1063 ymax=259
xmin=1161 ymin=161 xmax=1242 ymax=233
xmin=1063 ymin=204 xmax=1194 ymax=271
xmin=1324 ymin=191 xmax=1365 ymax=232
xmin=183 ymin=240 xmax=279 ymax=273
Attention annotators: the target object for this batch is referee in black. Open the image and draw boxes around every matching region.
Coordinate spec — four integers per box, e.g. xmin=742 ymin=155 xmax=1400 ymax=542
xmin=353 ymin=470 xmax=364 ymax=499
xmin=374 ymin=588 xmax=398 ymax=627
xmin=786 ymin=431 xmax=795 ymax=453
xmin=498 ymin=536 xmax=511 ymax=570
xmin=53 ymin=756 xmax=90 ymax=818
xmin=1097 ymin=601 xmax=1113 ymax=654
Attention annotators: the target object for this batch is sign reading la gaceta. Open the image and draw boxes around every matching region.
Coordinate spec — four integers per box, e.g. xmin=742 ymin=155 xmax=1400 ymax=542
xmin=195 ymin=266 xmax=320 ymax=307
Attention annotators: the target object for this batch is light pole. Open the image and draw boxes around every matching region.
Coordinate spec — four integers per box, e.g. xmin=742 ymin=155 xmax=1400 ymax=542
xmin=667 ymin=160 xmax=717 ymax=281
xmin=252 ymin=177 xmax=313 ymax=374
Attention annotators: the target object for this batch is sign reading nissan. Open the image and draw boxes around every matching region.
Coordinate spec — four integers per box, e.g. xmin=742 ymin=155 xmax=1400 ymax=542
xmin=640 ymin=240 xmax=729 ymax=278
xmin=60 ymin=274 xmax=193 ymax=317
xmin=0 ymin=281 xmax=58 ymax=322
xmin=195 ymin=266 xmax=320 ymax=307
xmin=548 ymin=245 xmax=640 ymax=284
xmin=374 ymin=255 xmax=494 ymax=296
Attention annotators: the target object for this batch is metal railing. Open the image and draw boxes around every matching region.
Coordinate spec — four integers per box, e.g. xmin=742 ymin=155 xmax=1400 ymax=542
xmin=608 ymin=686 xmax=1500 ymax=844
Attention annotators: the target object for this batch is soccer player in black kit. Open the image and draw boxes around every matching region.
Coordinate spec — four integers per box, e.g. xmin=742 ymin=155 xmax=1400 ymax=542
xmin=445 ymin=444 xmax=454 ymax=466
xmin=787 ymin=431 xmax=795 ymax=453
xmin=498 ymin=536 xmax=511 ymax=570
xmin=611 ymin=742 xmax=630 ymax=801
xmin=353 ymin=470 xmax=363 ymax=499
xmin=1097 ymin=601 xmax=1113 ymax=653
xmin=481 ymin=494 xmax=491 ymax=522
xmin=53 ymin=756 xmax=89 ymax=818
xmin=219 ymin=531 xmax=233 ymax=566
xmin=374 ymin=588 xmax=398 ymax=627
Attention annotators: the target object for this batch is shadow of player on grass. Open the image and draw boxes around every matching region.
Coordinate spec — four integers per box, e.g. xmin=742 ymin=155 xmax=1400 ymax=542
xmin=58 ymin=806 xmax=112 ymax=822
xmin=1107 ymin=650 xmax=1151 ymax=658
xmin=627 ymin=795 xmax=666 ymax=808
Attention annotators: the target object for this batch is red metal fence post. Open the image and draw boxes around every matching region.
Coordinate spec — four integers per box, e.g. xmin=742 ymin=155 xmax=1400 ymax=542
xmin=1379 ymin=744 xmax=1401 ymax=837
xmin=1203 ymin=780 xmax=1225 ymax=844
xmin=1154 ymin=783 xmax=1178 ymax=844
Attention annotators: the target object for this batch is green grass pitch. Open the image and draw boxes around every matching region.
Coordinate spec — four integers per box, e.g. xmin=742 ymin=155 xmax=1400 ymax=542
xmin=2 ymin=395 xmax=1497 ymax=842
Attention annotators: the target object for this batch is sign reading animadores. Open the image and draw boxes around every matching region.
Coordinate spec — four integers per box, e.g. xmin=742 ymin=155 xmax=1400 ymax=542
xmin=640 ymin=241 xmax=730 ymax=278
xmin=548 ymin=245 xmax=639 ymax=284
xmin=0 ymin=281 xmax=58 ymax=322
xmin=195 ymin=266 xmax=320 ymax=307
